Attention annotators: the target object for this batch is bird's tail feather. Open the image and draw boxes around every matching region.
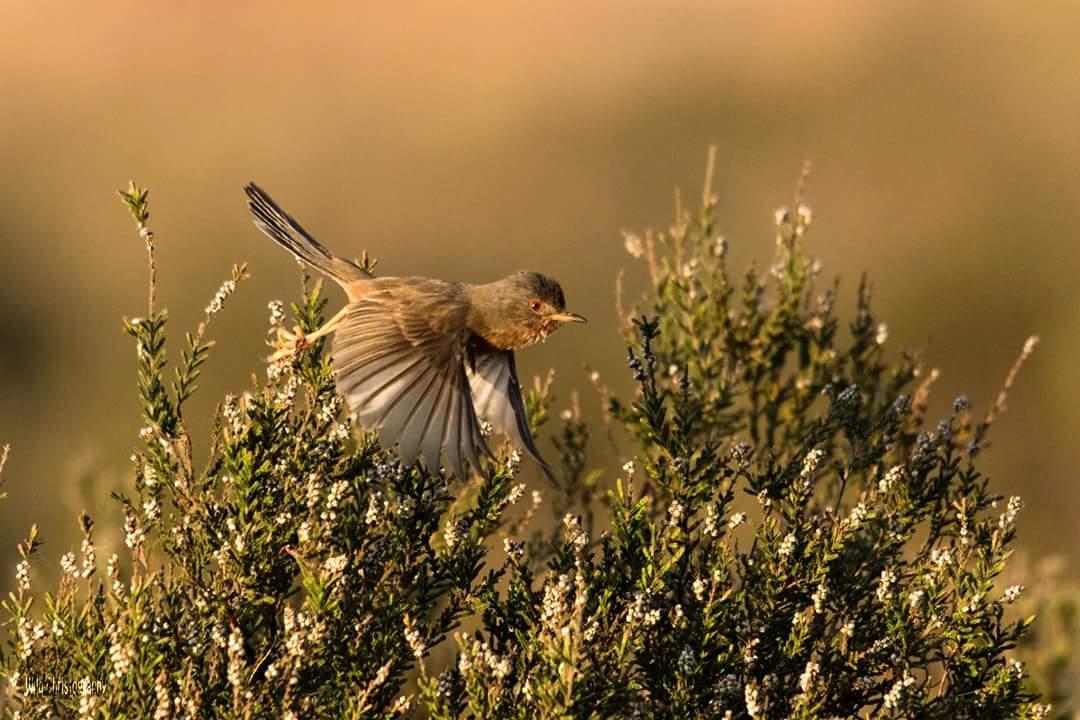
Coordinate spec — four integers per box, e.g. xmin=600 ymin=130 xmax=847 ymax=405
xmin=244 ymin=183 xmax=370 ymax=286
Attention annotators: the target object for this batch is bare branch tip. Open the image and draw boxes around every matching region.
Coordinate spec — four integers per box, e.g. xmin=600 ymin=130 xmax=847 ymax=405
xmin=703 ymin=146 xmax=719 ymax=205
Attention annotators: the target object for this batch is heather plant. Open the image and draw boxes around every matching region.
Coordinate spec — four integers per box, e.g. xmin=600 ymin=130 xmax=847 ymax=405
xmin=0 ymin=159 xmax=1057 ymax=718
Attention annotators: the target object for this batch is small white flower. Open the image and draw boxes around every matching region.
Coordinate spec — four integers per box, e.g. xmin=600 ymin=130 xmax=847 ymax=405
xmin=107 ymin=554 xmax=126 ymax=599
xmin=491 ymin=655 xmax=511 ymax=680
xmin=743 ymin=637 xmax=759 ymax=664
xmin=798 ymin=660 xmax=819 ymax=694
xmin=541 ymin=575 xmax=573 ymax=630
xmin=846 ymin=502 xmax=868 ymax=531
xmin=404 ymin=620 xmax=425 ymax=658
xmin=879 ymin=465 xmax=904 ymax=494
xmin=622 ymin=460 xmax=636 ymax=476
xmin=316 ymin=395 xmax=340 ymax=425
xmin=226 ymin=625 xmax=245 ymax=689
xmin=443 ymin=519 xmax=464 ymax=551
xmin=712 ymin=235 xmax=727 ymax=257
xmin=877 ymin=568 xmax=897 ymax=603
xmin=562 ymin=514 xmax=589 ymax=551
xmin=961 ymin=592 xmax=984 ymax=614
xmin=267 ymin=300 xmax=286 ymax=326
xmin=778 ymin=532 xmax=797 ymax=562
xmin=931 ymin=547 xmax=953 ymax=568
xmin=80 ymin=536 xmax=96 ymax=578
xmin=745 ymin=684 xmax=762 ymax=717
xmin=908 ymin=590 xmax=925 ymax=611
xmin=298 ymin=521 xmax=313 ymax=544
xmin=60 ymin=551 xmax=78 ymax=579
xmin=507 ymin=483 xmax=526 ymax=505
xmin=1002 ymin=584 xmax=1024 ymax=604
xmin=15 ymin=559 xmax=30 ymax=592
xmin=883 ymin=671 xmax=915 ymax=710
xmin=1030 ymin=703 xmax=1053 ymax=719
xmin=801 ymin=449 xmax=825 ymax=479
xmin=875 ymin=323 xmax=889 ymax=345
xmin=728 ymin=513 xmax=747 ymax=531
xmin=109 ymin=634 xmax=134 ymax=679
xmin=812 ymin=583 xmax=828 ymax=614
xmin=668 ymin=500 xmax=685 ymax=525
xmin=999 ymin=496 xmax=1024 ymax=531
xmin=703 ymin=504 xmax=721 ymax=537
xmin=693 ymin=577 xmax=708 ymax=601
xmin=205 ymin=279 xmax=237 ymax=317
xmin=503 ymin=538 xmax=524 ymax=562
xmin=323 ymin=554 xmax=348 ymax=576
xmin=623 ymin=232 xmax=644 ymax=259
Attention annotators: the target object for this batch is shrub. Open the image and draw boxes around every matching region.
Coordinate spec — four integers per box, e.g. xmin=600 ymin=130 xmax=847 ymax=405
xmin=0 ymin=159 xmax=1054 ymax=718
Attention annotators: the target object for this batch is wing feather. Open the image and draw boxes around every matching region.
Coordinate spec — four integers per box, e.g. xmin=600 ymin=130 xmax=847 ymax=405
xmin=375 ymin=364 xmax=441 ymax=448
xmin=330 ymin=286 xmax=488 ymax=477
xmin=442 ymin=375 xmax=464 ymax=479
xmin=461 ymin=390 xmax=485 ymax=472
xmin=467 ymin=341 xmax=555 ymax=483
xmin=390 ymin=367 xmax=443 ymax=466
xmin=344 ymin=352 xmax=427 ymax=411
xmin=420 ymin=375 xmax=450 ymax=471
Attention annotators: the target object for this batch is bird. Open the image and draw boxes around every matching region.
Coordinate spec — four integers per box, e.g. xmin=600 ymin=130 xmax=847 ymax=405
xmin=244 ymin=183 xmax=585 ymax=483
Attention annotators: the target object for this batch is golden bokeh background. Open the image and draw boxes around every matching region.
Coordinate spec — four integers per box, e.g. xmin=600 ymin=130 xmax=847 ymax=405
xmin=1 ymin=2 xmax=1077 ymax=582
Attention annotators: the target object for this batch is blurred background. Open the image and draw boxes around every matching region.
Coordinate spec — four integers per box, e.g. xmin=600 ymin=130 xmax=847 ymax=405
xmin=1 ymin=1 xmax=1077 ymax=584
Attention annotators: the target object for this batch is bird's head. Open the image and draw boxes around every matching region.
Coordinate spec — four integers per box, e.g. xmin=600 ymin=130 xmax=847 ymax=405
xmin=473 ymin=271 xmax=586 ymax=349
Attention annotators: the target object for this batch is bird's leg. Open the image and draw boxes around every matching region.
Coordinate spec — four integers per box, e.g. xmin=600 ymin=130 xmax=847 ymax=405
xmin=269 ymin=306 xmax=350 ymax=362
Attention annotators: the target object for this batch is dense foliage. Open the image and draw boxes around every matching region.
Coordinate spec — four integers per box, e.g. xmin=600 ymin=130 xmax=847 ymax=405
xmin=0 ymin=162 xmax=1053 ymax=718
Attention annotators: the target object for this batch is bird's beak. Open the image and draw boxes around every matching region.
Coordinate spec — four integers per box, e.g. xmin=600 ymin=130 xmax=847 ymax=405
xmin=548 ymin=311 xmax=587 ymax=324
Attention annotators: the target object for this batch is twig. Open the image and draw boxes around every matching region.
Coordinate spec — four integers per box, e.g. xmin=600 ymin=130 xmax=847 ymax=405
xmin=985 ymin=335 xmax=1039 ymax=428
xmin=702 ymin=144 xmax=718 ymax=206
xmin=117 ymin=181 xmax=156 ymax=316
xmin=973 ymin=336 xmax=1039 ymax=450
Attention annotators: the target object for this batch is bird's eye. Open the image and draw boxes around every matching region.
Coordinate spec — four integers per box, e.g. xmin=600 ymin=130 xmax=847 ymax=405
xmin=529 ymin=299 xmax=543 ymax=314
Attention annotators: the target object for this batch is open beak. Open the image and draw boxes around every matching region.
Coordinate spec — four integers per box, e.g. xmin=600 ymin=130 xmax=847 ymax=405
xmin=548 ymin=311 xmax=587 ymax=324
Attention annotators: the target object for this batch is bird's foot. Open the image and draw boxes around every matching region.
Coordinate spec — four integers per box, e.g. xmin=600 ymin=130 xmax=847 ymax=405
xmin=268 ymin=326 xmax=309 ymax=362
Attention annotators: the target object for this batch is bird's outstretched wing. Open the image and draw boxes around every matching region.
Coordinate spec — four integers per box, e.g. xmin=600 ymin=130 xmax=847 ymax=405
xmin=467 ymin=340 xmax=556 ymax=483
xmin=332 ymin=280 xmax=489 ymax=479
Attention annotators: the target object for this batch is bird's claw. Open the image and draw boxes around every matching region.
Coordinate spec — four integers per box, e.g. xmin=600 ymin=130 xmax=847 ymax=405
xmin=268 ymin=326 xmax=308 ymax=362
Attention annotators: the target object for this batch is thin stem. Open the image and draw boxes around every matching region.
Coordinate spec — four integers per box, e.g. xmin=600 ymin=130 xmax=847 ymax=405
xmin=702 ymin=144 xmax=718 ymax=206
xmin=142 ymin=223 xmax=157 ymax=316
